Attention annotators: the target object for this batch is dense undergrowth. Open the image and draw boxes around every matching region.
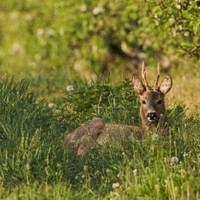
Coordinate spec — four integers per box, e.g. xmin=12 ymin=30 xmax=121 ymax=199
xmin=0 ymin=79 xmax=199 ymax=199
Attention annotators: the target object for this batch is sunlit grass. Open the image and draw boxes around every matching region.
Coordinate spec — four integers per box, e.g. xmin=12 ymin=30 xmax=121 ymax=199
xmin=0 ymin=78 xmax=199 ymax=199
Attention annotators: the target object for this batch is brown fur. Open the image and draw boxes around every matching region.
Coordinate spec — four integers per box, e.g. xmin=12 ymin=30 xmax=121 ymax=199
xmin=62 ymin=63 xmax=172 ymax=155
xmin=139 ymin=91 xmax=166 ymax=127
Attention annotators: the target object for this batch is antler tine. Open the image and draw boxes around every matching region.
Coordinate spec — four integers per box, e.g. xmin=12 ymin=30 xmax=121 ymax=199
xmin=153 ymin=62 xmax=160 ymax=91
xmin=141 ymin=62 xmax=150 ymax=91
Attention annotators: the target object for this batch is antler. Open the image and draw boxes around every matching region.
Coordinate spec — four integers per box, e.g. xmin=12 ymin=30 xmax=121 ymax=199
xmin=153 ymin=62 xmax=160 ymax=91
xmin=141 ymin=62 xmax=150 ymax=91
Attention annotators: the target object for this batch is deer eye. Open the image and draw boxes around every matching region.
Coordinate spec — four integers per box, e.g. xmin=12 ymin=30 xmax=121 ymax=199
xmin=141 ymin=100 xmax=146 ymax=104
xmin=157 ymin=100 xmax=162 ymax=104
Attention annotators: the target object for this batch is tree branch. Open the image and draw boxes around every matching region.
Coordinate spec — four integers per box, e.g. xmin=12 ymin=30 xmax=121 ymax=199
xmin=189 ymin=43 xmax=200 ymax=55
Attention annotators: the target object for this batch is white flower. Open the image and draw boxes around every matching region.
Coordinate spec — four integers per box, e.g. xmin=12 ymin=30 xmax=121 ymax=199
xmin=55 ymin=109 xmax=62 ymax=114
xmin=80 ymin=4 xmax=87 ymax=12
xmin=66 ymin=85 xmax=74 ymax=92
xmin=138 ymin=52 xmax=147 ymax=59
xmin=10 ymin=42 xmax=23 ymax=55
xmin=172 ymin=29 xmax=177 ymax=37
xmin=93 ymin=6 xmax=105 ymax=15
xmin=48 ymin=103 xmax=57 ymax=109
xmin=151 ymin=133 xmax=159 ymax=141
xmin=112 ymin=182 xmax=120 ymax=189
xmin=184 ymin=31 xmax=189 ymax=37
xmin=36 ymin=28 xmax=44 ymax=37
xmin=133 ymin=169 xmax=137 ymax=176
xmin=170 ymin=156 xmax=179 ymax=165
xmin=164 ymin=178 xmax=169 ymax=185
xmin=178 ymin=25 xmax=183 ymax=30
xmin=81 ymin=174 xmax=85 ymax=178
xmin=169 ymin=18 xmax=175 ymax=25
xmin=183 ymin=152 xmax=188 ymax=157
xmin=176 ymin=4 xmax=181 ymax=10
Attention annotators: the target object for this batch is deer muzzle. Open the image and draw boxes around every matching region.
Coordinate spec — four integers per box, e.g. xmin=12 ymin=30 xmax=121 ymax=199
xmin=147 ymin=112 xmax=159 ymax=122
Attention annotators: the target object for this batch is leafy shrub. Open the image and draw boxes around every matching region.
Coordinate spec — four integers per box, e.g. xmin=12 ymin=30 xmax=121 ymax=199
xmin=149 ymin=0 xmax=200 ymax=56
xmin=0 ymin=0 xmax=199 ymax=79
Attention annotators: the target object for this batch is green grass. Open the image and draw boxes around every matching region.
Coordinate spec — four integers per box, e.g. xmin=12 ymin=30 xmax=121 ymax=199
xmin=0 ymin=79 xmax=199 ymax=199
xmin=0 ymin=0 xmax=199 ymax=199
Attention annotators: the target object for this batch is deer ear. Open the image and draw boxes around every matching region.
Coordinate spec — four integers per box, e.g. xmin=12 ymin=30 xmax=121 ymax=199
xmin=132 ymin=74 xmax=145 ymax=95
xmin=159 ymin=75 xmax=172 ymax=94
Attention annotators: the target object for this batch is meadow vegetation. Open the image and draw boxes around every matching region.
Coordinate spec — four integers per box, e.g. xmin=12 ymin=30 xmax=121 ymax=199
xmin=0 ymin=0 xmax=199 ymax=199
xmin=0 ymin=79 xmax=199 ymax=199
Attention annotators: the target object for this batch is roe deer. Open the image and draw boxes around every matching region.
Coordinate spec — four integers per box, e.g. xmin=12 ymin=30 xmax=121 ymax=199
xmin=63 ymin=63 xmax=172 ymax=155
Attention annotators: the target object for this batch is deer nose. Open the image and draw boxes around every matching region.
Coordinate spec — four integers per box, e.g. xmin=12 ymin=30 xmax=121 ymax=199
xmin=147 ymin=112 xmax=158 ymax=122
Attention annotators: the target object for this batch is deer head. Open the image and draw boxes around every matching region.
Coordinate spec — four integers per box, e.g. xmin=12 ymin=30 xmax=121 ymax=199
xmin=132 ymin=62 xmax=172 ymax=128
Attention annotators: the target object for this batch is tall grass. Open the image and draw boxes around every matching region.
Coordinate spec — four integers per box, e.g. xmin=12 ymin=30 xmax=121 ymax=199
xmin=0 ymin=79 xmax=199 ymax=199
